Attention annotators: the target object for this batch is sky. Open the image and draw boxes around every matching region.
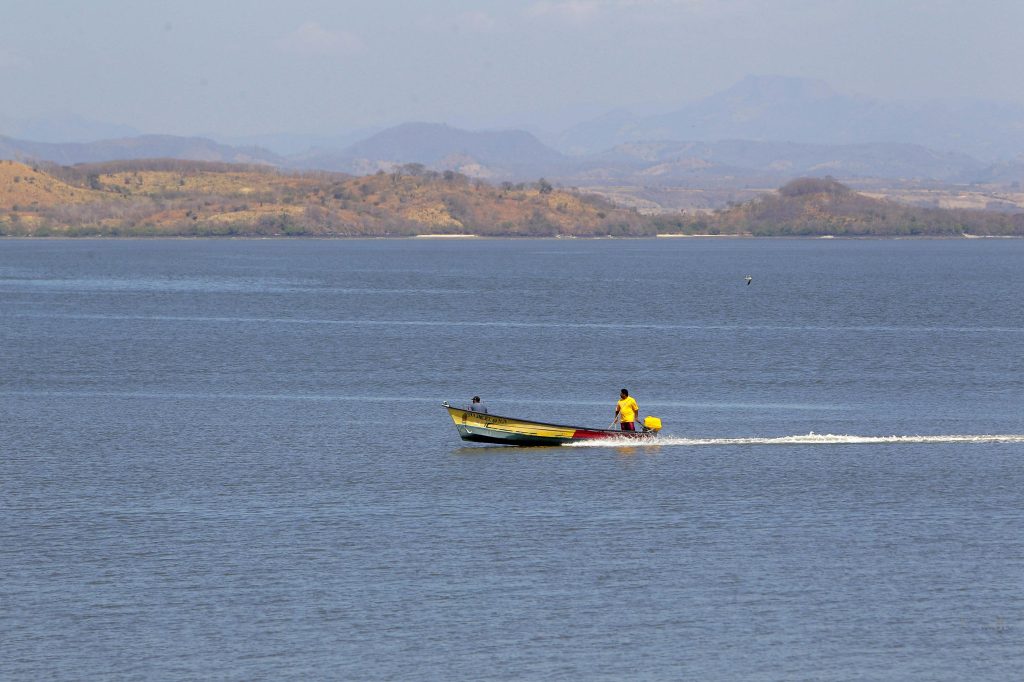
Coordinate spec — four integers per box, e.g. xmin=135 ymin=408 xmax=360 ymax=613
xmin=2 ymin=0 xmax=1023 ymax=137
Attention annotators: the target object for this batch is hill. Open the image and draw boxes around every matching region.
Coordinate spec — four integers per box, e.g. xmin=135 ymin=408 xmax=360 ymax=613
xmin=0 ymin=159 xmax=649 ymax=237
xmin=672 ymin=177 xmax=1024 ymax=236
xmin=3 ymin=160 xmax=1021 ymax=238
xmin=0 ymin=159 xmax=108 ymax=209
xmin=4 ymin=124 xmax=1023 ymax=216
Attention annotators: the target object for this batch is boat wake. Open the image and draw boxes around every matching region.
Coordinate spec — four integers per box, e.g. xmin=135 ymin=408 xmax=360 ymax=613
xmin=564 ymin=433 xmax=1024 ymax=447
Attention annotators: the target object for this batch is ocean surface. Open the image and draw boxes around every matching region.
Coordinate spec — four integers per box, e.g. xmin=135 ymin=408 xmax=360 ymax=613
xmin=2 ymin=237 xmax=1022 ymax=680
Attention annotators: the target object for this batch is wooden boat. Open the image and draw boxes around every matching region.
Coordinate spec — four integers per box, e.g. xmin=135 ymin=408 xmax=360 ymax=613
xmin=443 ymin=401 xmax=661 ymax=446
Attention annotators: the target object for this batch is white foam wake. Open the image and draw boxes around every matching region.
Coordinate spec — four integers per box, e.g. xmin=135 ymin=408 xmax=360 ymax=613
xmin=563 ymin=433 xmax=1024 ymax=447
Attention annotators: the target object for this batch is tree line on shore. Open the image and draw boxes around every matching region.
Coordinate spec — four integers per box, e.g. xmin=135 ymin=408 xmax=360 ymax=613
xmin=1 ymin=161 xmax=1021 ymax=237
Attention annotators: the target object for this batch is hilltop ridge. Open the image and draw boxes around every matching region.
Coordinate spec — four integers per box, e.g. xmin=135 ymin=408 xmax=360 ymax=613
xmin=0 ymin=160 xmax=120 ymax=213
xmin=678 ymin=177 xmax=1024 ymax=236
xmin=2 ymin=160 xmax=1021 ymax=237
xmin=0 ymin=159 xmax=649 ymax=237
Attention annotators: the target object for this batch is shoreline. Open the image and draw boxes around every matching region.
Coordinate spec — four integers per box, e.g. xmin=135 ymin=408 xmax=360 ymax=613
xmin=1 ymin=233 xmax=1021 ymax=241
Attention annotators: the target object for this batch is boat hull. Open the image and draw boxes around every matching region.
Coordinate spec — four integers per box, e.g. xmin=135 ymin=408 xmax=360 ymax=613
xmin=444 ymin=404 xmax=655 ymax=446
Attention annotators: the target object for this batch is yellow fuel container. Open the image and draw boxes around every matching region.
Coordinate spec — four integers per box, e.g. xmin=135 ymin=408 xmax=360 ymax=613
xmin=643 ymin=416 xmax=662 ymax=432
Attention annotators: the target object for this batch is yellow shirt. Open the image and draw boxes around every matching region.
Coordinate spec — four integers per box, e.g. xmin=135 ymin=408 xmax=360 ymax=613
xmin=617 ymin=397 xmax=639 ymax=422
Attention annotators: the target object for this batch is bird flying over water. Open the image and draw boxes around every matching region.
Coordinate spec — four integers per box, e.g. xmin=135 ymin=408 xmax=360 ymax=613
xmin=744 ymin=275 xmax=753 ymax=285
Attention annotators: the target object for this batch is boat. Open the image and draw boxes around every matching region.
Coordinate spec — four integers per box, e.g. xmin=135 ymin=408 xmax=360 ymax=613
xmin=443 ymin=401 xmax=662 ymax=446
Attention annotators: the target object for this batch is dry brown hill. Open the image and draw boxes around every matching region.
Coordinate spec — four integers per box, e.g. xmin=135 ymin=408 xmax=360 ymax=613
xmin=677 ymin=177 xmax=1024 ymax=236
xmin=0 ymin=160 xmax=650 ymax=237
xmin=5 ymin=163 xmax=1020 ymax=237
xmin=0 ymin=160 xmax=107 ymax=210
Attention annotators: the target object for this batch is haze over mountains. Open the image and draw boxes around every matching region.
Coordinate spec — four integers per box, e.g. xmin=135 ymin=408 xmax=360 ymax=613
xmin=3 ymin=76 xmax=1024 ymax=208
xmin=555 ymin=75 xmax=1024 ymax=159
xmin=290 ymin=123 xmax=569 ymax=179
xmin=0 ymin=135 xmax=281 ymax=167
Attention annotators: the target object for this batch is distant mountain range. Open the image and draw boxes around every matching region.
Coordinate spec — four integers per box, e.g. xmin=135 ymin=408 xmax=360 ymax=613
xmin=564 ymin=139 xmax=997 ymax=185
xmin=2 ymin=127 xmax=1022 ymax=195
xmin=0 ymin=134 xmax=281 ymax=167
xmin=289 ymin=122 xmax=569 ymax=179
xmin=556 ymin=75 xmax=1024 ymax=160
xmin=3 ymin=75 xmax=1024 ymax=197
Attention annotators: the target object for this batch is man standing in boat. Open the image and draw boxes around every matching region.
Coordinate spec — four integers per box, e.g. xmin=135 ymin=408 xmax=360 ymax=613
xmin=469 ymin=396 xmax=488 ymax=414
xmin=613 ymin=389 xmax=639 ymax=431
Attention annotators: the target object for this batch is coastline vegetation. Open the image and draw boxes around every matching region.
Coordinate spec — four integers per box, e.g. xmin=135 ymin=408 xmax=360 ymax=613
xmin=1 ymin=160 xmax=1021 ymax=237
xmin=0 ymin=159 xmax=651 ymax=237
xmin=671 ymin=177 xmax=1024 ymax=237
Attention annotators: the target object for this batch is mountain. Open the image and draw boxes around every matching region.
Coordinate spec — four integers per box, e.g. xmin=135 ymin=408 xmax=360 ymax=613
xmin=0 ymin=124 xmax=568 ymax=180
xmin=567 ymin=139 xmax=986 ymax=185
xmin=0 ymin=134 xmax=282 ymax=166
xmin=288 ymin=122 xmax=991 ymax=186
xmin=208 ymin=130 xmax=380 ymax=156
xmin=971 ymin=156 xmax=1024 ymax=185
xmin=557 ymin=75 xmax=1024 ymax=160
xmin=0 ymin=119 xmax=1018 ymax=218
xmin=291 ymin=122 xmax=568 ymax=179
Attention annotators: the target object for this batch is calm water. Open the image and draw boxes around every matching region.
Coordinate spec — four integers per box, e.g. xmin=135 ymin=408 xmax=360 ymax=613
xmin=2 ymin=238 xmax=1023 ymax=680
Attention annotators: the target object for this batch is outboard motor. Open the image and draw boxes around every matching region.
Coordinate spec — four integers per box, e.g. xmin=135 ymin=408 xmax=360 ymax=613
xmin=642 ymin=416 xmax=662 ymax=433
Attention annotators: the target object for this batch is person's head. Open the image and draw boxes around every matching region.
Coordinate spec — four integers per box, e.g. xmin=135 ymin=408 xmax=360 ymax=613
xmin=472 ymin=396 xmax=481 ymax=403
xmin=620 ymin=388 xmax=628 ymax=398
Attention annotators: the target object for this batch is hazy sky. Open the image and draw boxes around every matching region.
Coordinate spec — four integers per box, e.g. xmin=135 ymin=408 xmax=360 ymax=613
xmin=2 ymin=0 xmax=1022 ymax=136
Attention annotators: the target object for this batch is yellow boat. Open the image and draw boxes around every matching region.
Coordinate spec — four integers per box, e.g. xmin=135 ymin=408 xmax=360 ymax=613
xmin=443 ymin=401 xmax=662 ymax=446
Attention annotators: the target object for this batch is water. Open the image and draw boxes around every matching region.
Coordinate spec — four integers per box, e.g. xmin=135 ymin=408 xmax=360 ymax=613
xmin=2 ymin=238 xmax=1022 ymax=680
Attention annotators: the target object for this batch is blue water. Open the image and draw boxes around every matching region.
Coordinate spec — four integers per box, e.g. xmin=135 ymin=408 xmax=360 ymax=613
xmin=2 ymin=238 xmax=1022 ymax=680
